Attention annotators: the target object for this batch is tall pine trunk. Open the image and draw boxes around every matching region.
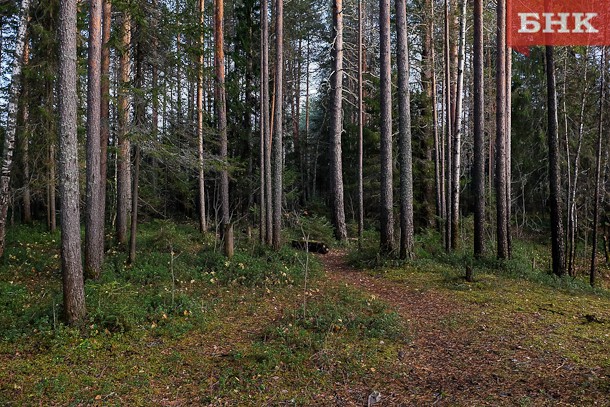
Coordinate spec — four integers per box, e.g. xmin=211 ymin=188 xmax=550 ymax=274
xmin=198 ymin=0 xmax=207 ymax=233
xmin=473 ymin=0 xmax=485 ymax=257
xmin=357 ymin=0 xmax=364 ymax=247
xmin=215 ymin=0 xmax=231 ymax=248
xmin=99 ymin=0 xmax=111 ymax=231
xmin=0 ymin=0 xmax=31 ymax=258
xmin=329 ymin=0 xmax=348 ymax=241
xmin=495 ymin=0 xmax=509 ymax=259
xmin=85 ymin=0 xmax=104 ymax=278
xmin=396 ymin=0 xmax=413 ymax=259
xmin=116 ymin=11 xmax=132 ymax=246
xmin=272 ymin=0 xmax=284 ymax=250
xmin=259 ymin=0 xmax=268 ymax=242
xmin=128 ymin=33 xmax=145 ymax=265
xmin=262 ymin=0 xmax=273 ymax=245
xmin=590 ymin=47 xmax=606 ymax=287
xmin=379 ymin=0 xmax=394 ymax=253
xmin=58 ymin=0 xmax=86 ymax=324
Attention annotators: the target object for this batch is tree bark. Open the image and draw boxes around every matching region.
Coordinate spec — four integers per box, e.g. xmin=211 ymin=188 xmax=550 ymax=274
xmin=128 ymin=145 xmax=140 ymax=264
xmin=0 ymin=0 xmax=31 ymax=258
xmin=495 ymin=0 xmax=509 ymax=259
xmin=590 ymin=47 xmax=606 ymax=287
xmin=21 ymin=41 xmax=31 ymax=224
xmin=357 ymin=0 xmax=364 ymax=247
xmin=259 ymin=0 xmax=268 ymax=242
xmin=329 ymin=0 xmax=348 ymax=241
xmin=396 ymin=0 xmax=413 ymax=259
xmin=85 ymin=0 xmax=104 ymax=278
xmin=450 ymin=0 xmax=466 ymax=250
xmin=99 ymin=0 xmax=111 ymax=229
xmin=545 ymin=45 xmax=566 ymax=277
xmin=215 ymin=0 xmax=230 ymax=246
xmin=505 ymin=47 xmax=512 ymax=258
xmin=272 ymin=0 xmax=284 ymax=250
xmin=379 ymin=0 xmax=394 ymax=254
xmin=48 ymin=143 xmax=56 ymax=233
xmin=116 ymin=10 xmax=131 ymax=246
xmin=567 ymin=56 xmax=589 ymax=276
xmin=58 ymin=0 xmax=86 ymax=325
xmin=128 ymin=31 xmax=145 ymax=266
xmin=473 ymin=0 xmax=485 ymax=258
xmin=262 ymin=0 xmax=273 ymax=245
xmin=443 ymin=0 xmax=453 ymax=252
xmin=198 ymin=0 xmax=207 ymax=233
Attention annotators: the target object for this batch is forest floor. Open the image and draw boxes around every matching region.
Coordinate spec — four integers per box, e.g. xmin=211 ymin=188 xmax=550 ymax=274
xmin=0 ymin=223 xmax=609 ymax=406
xmin=320 ymin=250 xmax=610 ymax=406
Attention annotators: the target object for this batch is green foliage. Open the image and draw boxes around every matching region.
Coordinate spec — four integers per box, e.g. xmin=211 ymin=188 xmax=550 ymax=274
xmin=270 ymin=286 xmax=406 ymax=342
xmin=198 ymin=245 xmax=321 ymax=288
xmin=283 ymin=210 xmax=336 ymax=246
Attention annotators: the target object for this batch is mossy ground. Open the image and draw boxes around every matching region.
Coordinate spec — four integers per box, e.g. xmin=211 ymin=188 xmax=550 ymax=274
xmin=0 ymin=221 xmax=609 ymax=405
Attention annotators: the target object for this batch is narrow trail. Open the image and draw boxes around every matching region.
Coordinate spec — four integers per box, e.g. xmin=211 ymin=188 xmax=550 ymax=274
xmin=320 ymin=250 xmax=607 ymax=406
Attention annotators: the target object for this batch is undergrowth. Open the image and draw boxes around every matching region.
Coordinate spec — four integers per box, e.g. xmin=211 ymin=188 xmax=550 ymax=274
xmin=0 ymin=217 xmax=408 ymax=404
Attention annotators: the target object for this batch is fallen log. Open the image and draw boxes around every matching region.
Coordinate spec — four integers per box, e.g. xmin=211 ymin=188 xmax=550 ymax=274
xmin=291 ymin=240 xmax=330 ymax=254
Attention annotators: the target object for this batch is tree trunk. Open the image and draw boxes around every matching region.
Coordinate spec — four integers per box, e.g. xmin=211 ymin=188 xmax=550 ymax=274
xmin=379 ymin=0 xmax=394 ymax=254
xmin=0 ymin=0 xmax=31 ymax=258
xmin=272 ymin=0 xmax=284 ymax=250
xmin=198 ymin=0 xmax=207 ymax=233
xmin=21 ymin=41 xmax=31 ymax=224
xmin=396 ymin=0 xmax=413 ymax=259
xmin=505 ymin=47 xmax=512 ymax=258
xmin=116 ymin=10 xmax=131 ymax=246
xmin=99 ymin=0 xmax=111 ymax=229
xmin=545 ymin=45 xmax=566 ymax=277
xmin=423 ymin=0 xmax=440 ymax=230
xmin=567 ymin=59 xmax=589 ymax=277
xmin=58 ymin=0 xmax=86 ymax=325
xmin=590 ymin=48 xmax=606 ymax=287
xmin=128 ymin=32 xmax=145 ymax=266
xmin=357 ymin=0 xmax=364 ymax=247
xmin=495 ymin=0 xmax=508 ymax=259
xmin=473 ymin=0 xmax=485 ymax=258
xmin=48 ymin=143 xmax=57 ymax=233
xmin=262 ymin=0 xmax=272 ymax=245
xmin=259 ymin=0 xmax=267 ymax=242
xmin=329 ymin=0 xmax=348 ymax=241
xmin=85 ymin=0 xmax=104 ymax=278
xmin=215 ymin=0 xmax=231 ymax=248
xmin=443 ymin=0 xmax=452 ymax=252
xmin=450 ymin=0 xmax=466 ymax=250
xmin=128 ymin=146 xmax=140 ymax=265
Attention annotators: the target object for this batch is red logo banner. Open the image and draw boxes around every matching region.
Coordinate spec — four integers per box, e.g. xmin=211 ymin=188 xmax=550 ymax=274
xmin=508 ymin=0 xmax=610 ymax=47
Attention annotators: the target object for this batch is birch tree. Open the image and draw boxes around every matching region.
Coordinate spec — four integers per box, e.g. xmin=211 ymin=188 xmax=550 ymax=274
xmin=0 ymin=0 xmax=31 ymax=258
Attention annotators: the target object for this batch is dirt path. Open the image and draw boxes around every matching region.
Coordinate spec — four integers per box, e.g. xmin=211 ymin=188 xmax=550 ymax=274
xmin=322 ymin=250 xmax=608 ymax=406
